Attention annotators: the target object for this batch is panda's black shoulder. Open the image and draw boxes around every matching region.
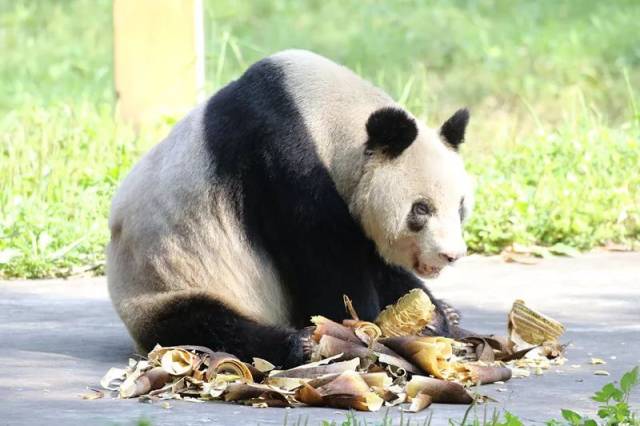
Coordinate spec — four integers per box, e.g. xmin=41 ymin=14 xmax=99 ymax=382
xmin=201 ymin=57 xmax=310 ymax=173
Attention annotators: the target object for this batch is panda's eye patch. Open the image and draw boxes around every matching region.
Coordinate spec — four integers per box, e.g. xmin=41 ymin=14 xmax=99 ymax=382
xmin=412 ymin=201 xmax=433 ymax=216
xmin=408 ymin=201 xmax=432 ymax=232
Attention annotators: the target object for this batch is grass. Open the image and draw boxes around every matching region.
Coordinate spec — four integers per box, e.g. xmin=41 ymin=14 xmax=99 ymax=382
xmin=1 ymin=0 xmax=639 ymax=278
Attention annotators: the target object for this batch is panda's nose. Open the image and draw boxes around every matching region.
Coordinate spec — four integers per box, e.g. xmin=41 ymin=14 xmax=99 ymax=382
xmin=439 ymin=251 xmax=465 ymax=264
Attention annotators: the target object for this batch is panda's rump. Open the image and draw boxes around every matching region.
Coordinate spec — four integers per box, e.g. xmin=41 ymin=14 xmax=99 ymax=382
xmin=107 ymin=107 xmax=293 ymax=332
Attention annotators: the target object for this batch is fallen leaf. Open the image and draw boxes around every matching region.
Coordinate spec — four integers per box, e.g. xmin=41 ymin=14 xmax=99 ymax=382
xmin=501 ymin=251 xmax=541 ymax=265
xmin=590 ymin=358 xmax=606 ymax=365
xmin=548 ymin=243 xmax=580 ymax=257
xmin=80 ymin=388 xmax=104 ymax=400
xmin=602 ymin=242 xmax=631 ymax=252
xmin=593 ymin=370 xmax=610 ymax=376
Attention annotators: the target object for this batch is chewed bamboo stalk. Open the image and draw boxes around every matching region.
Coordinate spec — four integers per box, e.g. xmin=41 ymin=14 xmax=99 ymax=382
xmin=509 ymin=299 xmax=565 ymax=349
xmin=375 ymin=289 xmax=435 ymax=337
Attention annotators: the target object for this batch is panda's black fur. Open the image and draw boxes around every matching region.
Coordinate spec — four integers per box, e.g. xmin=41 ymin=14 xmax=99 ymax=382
xmin=108 ymin=51 xmax=468 ymax=368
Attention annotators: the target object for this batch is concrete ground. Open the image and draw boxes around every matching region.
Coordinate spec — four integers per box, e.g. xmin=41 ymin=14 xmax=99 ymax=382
xmin=1 ymin=252 xmax=639 ymax=425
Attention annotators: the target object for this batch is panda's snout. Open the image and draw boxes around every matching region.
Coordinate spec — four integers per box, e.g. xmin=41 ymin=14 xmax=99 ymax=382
xmin=438 ymin=251 xmax=465 ymax=264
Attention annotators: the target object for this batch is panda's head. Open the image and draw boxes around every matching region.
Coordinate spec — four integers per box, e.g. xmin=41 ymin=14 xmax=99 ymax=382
xmin=351 ymin=107 xmax=473 ymax=279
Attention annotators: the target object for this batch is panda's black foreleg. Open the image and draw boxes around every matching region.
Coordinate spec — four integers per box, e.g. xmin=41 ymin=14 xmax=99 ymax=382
xmin=136 ymin=293 xmax=311 ymax=368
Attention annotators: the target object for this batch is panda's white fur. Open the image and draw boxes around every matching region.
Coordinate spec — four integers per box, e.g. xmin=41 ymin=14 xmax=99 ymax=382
xmin=107 ymin=105 xmax=292 ymax=333
xmin=107 ymin=50 xmax=473 ymax=364
xmin=268 ymin=50 xmax=473 ymax=277
xmin=352 ymin=123 xmax=473 ymax=277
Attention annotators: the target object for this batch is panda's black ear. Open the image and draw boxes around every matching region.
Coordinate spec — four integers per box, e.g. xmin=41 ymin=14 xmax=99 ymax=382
xmin=440 ymin=108 xmax=470 ymax=150
xmin=365 ymin=107 xmax=418 ymax=158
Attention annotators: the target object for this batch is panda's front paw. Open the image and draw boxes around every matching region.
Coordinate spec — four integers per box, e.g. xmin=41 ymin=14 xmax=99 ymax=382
xmin=420 ymin=301 xmax=461 ymax=337
xmin=425 ymin=302 xmax=482 ymax=339
xmin=441 ymin=302 xmax=461 ymax=326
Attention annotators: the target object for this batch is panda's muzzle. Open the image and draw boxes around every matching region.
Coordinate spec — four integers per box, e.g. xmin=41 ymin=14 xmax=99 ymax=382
xmin=412 ymin=253 xmax=445 ymax=278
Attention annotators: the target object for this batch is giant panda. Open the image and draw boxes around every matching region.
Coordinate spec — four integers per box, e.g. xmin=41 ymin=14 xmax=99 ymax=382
xmin=107 ymin=49 xmax=474 ymax=368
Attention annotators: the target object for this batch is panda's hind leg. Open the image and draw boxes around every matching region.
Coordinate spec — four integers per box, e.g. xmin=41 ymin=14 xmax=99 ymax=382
xmin=127 ymin=292 xmax=310 ymax=368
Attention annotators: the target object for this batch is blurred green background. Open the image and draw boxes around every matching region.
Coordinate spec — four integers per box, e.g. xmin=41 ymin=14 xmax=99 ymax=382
xmin=0 ymin=0 xmax=638 ymax=278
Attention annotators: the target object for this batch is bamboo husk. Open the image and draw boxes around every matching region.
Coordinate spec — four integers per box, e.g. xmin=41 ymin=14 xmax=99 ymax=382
xmin=322 ymin=393 xmax=384 ymax=411
xmin=376 ymin=353 xmax=421 ymax=374
xmin=381 ymin=336 xmax=454 ymax=378
xmin=466 ymin=364 xmax=513 ymax=384
xmin=342 ymin=319 xmax=383 ymax=346
xmin=150 ymin=347 xmax=197 ymax=376
xmin=406 ymin=391 xmax=433 ymax=412
xmin=405 ymin=375 xmax=473 ymax=404
xmin=311 ymin=316 xmax=362 ymax=344
xmin=315 ymin=334 xmax=375 ymax=361
xmin=315 ymin=370 xmax=370 ymax=395
xmin=360 ymin=372 xmax=392 ymax=388
xmin=295 ymin=371 xmax=384 ymax=412
xmin=119 ymin=367 xmax=171 ymax=398
xmin=316 ymin=334 xmax=421 ymax=374
xmin=223 ymin=383 xmax=292 ymax=407
xmin=270 ymin=358 xmax=360 ymax=379
xmin=205 ymin=352 xmax=253 ymax=382
xmin=252 ymin=358 xmax=275 ymax=373
xmin=312 ymin=316 xmax=409 ymax=358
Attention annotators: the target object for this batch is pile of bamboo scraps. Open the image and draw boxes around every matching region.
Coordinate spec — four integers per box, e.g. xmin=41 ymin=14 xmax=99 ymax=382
xmin=96 ymin=290 xmax=567 ymax=412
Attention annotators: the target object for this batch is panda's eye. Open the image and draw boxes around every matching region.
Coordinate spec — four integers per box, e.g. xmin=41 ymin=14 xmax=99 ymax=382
xmin=412 ymin=201 xmax=432 ymax=216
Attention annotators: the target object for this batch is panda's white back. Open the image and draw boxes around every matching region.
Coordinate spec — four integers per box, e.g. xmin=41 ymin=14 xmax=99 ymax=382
xmin=272 ymin=50 xmax=396 ymax=200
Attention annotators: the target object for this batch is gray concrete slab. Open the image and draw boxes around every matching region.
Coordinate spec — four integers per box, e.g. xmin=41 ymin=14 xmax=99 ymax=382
xmin=0 ymin=252 xmax=639 ymax=425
